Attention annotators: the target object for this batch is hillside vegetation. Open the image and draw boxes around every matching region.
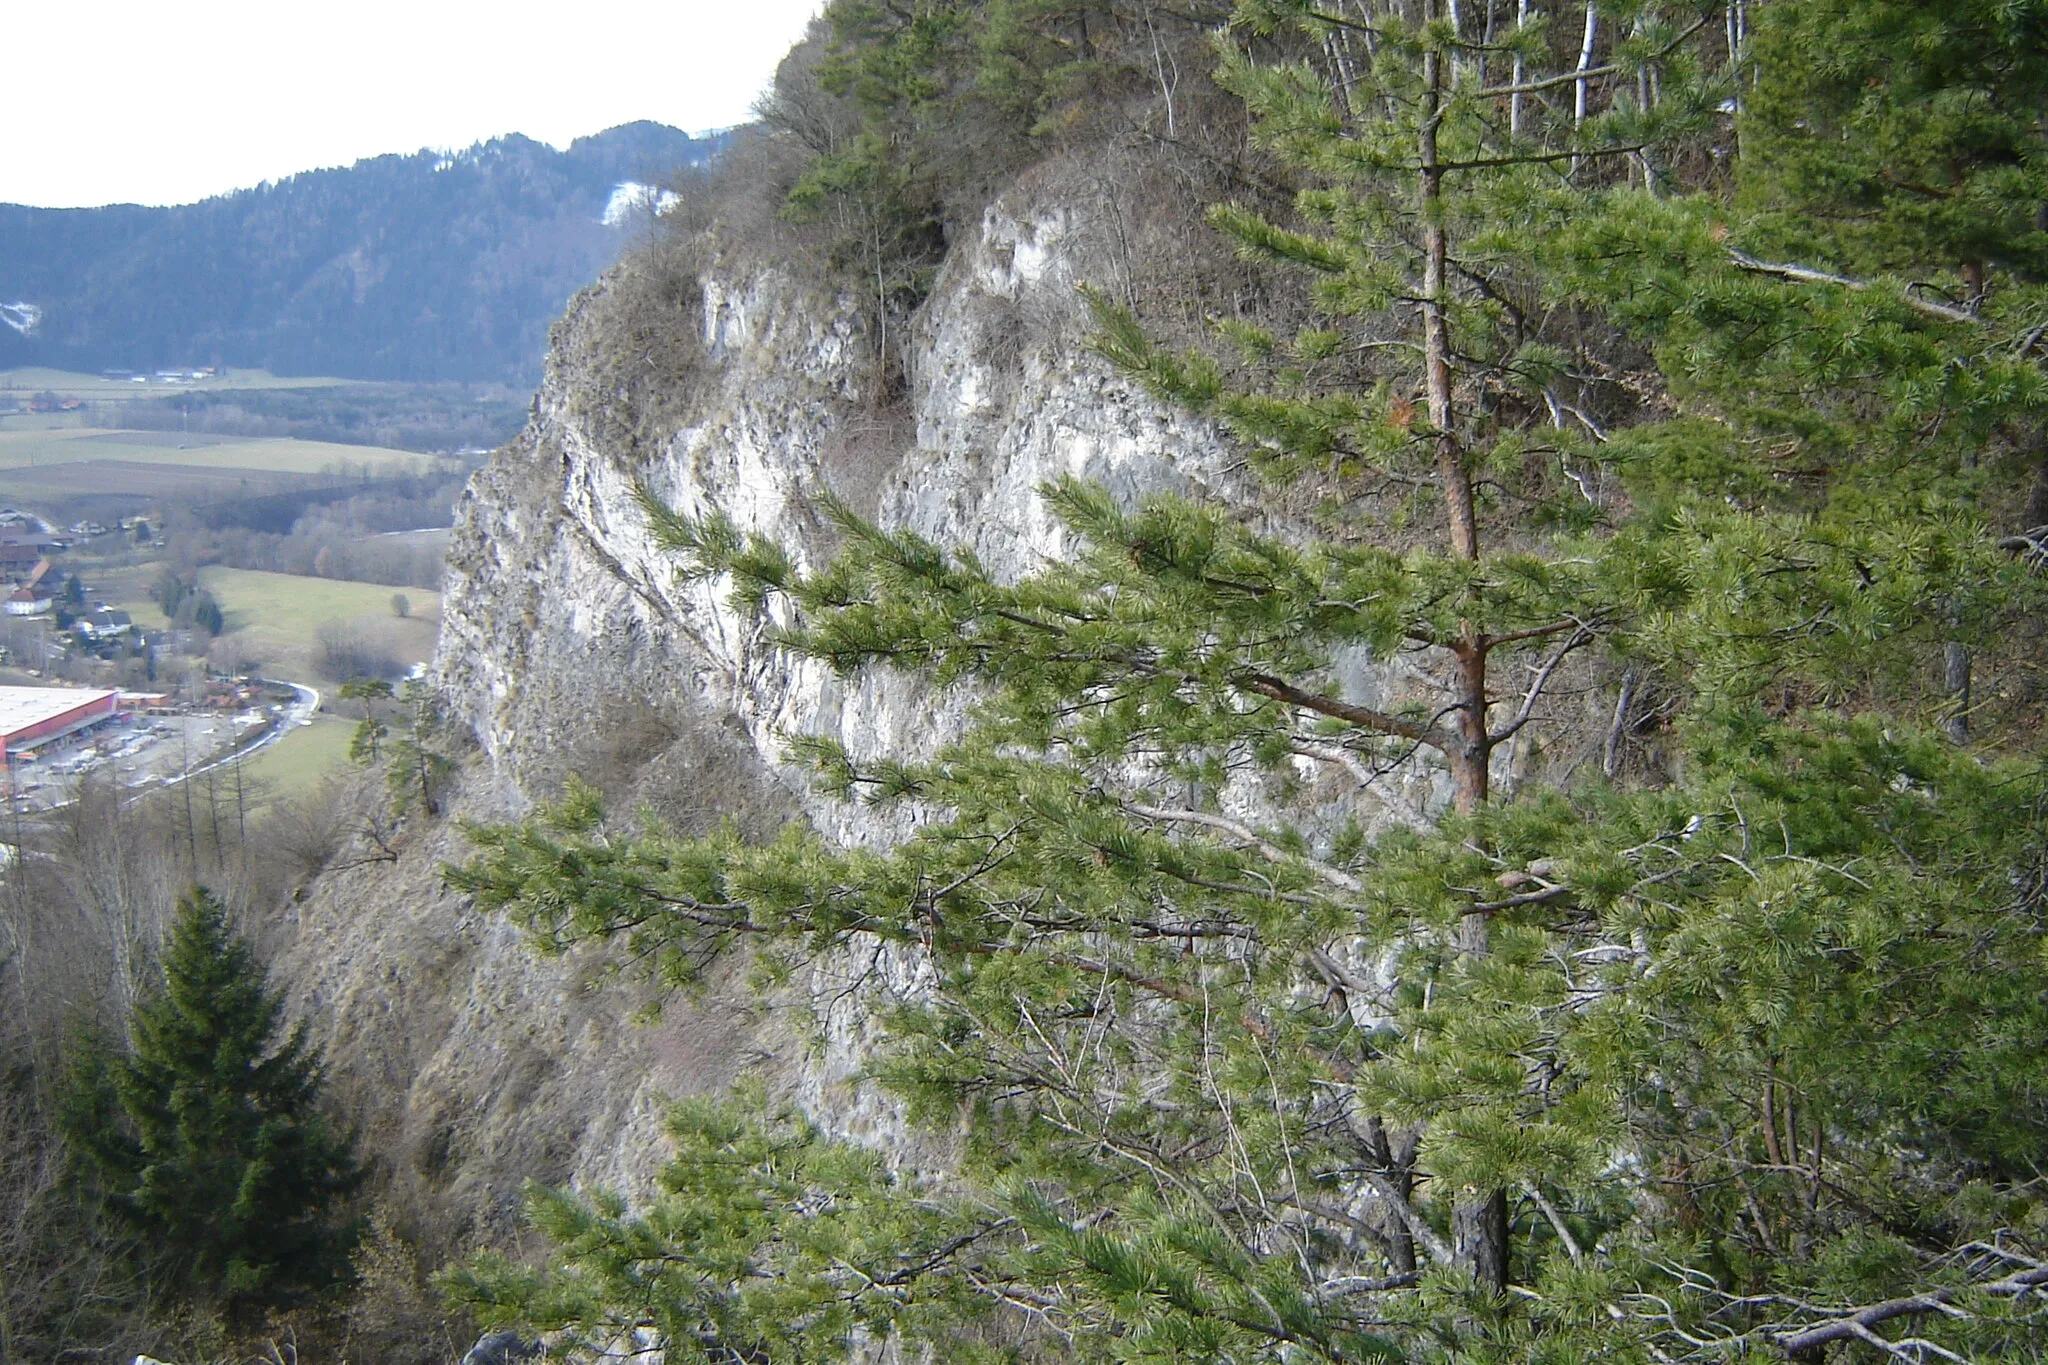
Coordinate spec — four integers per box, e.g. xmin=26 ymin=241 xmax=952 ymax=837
xmin=446 ymin=2 xmax=2048 ymax=1363
xmin=6 ymin=2 xmax=2048 ymax=1363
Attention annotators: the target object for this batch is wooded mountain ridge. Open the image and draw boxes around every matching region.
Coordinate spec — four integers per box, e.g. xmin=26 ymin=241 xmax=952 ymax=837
xmin=0 ymin=122 xmax=725 ymax=385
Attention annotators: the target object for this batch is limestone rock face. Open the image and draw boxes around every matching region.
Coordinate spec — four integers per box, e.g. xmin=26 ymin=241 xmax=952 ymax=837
xmin=437 ymin=203 xmax=1255 ymax=840
xmin=274 ymin=195 xmax=1414 ymax=1248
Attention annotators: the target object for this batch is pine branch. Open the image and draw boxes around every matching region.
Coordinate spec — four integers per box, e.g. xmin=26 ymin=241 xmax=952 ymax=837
xmin=1124 ymin=803 xmax=1365 ymax=892
xmin=1357 ymin=1171 xmax=1457 ymax=1269
xmin=1490 ymin=625 xmax=1597 ymax=745
xmin=1233 ymin=670 xmax=1457 ymax=752
xmin=1470 ymin=18 xmax=1707 ymax=101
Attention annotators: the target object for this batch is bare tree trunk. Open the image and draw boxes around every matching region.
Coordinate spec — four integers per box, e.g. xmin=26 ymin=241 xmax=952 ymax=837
xmin=179 ymin=730 xmax=198 ymax=869
xmin=204 ymin=761 xmax=224 ymax=872
xmin=1141 ymin=0 xmax=1179 ymax=137
xmin=232 ymin=754 xmax=247 ymax=851
xmin=1603 ymin=666 xmax=1638 ymax=777
xmin=1509 ymin=0 xmax=1533 ymax=135
xmin=1573 ymin=3 xmax=1598 ymax=175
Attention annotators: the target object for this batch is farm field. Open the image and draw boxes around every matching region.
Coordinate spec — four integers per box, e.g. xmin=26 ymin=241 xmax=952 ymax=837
xmin=0 ymin=366 xmax=360 ymax=397
xmin=0 ymin=427 xmax=426 ymax=477
xmin=242 ymin=714 xmax=356 ymax=800
xmin=0 ymin=458 xmax=319 ymax=505
xmin=94 ymin=565 xmax=441 ymax=678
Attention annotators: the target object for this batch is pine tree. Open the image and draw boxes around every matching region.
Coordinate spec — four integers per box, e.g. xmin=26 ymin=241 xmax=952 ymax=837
xmin=339 ymin=676 xmax=392 ymax=765
xmin=387 ymin=679 xmax=455 ymax=818
xmin=447 ymin=1 xmax=2048 ymax=1360
xmin=60 ymin=888 xmax=364 ymax=1312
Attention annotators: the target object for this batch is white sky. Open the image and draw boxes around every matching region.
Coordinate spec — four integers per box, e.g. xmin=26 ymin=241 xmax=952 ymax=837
xmin=2 ymin=0 xmax=823 ymax=208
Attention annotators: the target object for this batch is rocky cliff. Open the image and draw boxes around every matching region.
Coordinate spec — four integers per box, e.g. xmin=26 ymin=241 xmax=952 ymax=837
xmin=266 ymin=179 xmax=1441 ymax=1253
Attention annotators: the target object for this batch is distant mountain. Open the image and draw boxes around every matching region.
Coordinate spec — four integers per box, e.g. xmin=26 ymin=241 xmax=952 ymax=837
xmin=0 ymin=122 xmax=725 ymax=385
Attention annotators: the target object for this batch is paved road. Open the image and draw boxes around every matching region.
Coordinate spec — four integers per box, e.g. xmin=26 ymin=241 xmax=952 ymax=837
xmin=158 ymin=679 xmax=321 ymax=791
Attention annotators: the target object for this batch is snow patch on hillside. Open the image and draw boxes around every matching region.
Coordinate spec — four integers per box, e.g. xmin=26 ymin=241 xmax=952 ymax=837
xmin=1 ymin=302 xmax=41 ymax=336
xmin=602 ymin=181 xmax=680 ymax=227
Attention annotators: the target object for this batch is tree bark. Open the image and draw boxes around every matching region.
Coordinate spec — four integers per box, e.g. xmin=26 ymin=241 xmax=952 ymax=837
xmin=1420 ymin=31 xmax=1479 ymax=565
xmin=1942 ymin=641 xmax=1971 ymax=745
xmin=1420 ymin=6 xmax=1511 ymax=1292
xmin=1452 ymin=1186 xmax=1510 ymax=1289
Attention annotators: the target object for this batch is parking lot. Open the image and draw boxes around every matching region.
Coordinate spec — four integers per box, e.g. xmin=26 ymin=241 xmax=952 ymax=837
xmin=6 ymin=707 xmax=282 ymax=810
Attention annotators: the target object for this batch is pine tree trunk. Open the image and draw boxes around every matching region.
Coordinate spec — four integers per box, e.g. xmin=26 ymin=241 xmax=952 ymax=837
xmin=1943 ymin=640 xmax=1971 ymax=745
xmin=1453 ymin=1187 xmax=1510 ymax=1287
xmin=1358 ymin=1114 xmax=1420 ymax=1274
xmin=1422 ymin=8 xmax=1510 ymax=1292
xmin=1420 ymin=36 xmax=1479 ymax=565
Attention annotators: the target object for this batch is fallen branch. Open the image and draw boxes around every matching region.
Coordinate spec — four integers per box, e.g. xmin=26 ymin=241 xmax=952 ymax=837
xmin=1725 ymin=250 xmax=1979 ymax=326
xmin=1773 ymin=1264 xmax=2048 ymax=1357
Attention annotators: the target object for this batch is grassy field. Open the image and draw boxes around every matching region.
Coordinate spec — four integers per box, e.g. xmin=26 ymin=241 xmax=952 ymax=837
xmin=0 ymin=366 xmax=360 ymax=397
xmin=0 ymin=413 xmax=86 ymax=433
xmin=241 ymin=715 xmax=357 ymax=801
xmin=0 ymin=427 xmax=427 ymax=477
xmin=203 ymin=568 xmax=441 ymax=667
xmin=94 ymin=566 xmax=441 ymax=678
xmin=83 ymin=565 xmax=444 ymax=792
xmin=99 ymin=564 xmax=440 ymax=663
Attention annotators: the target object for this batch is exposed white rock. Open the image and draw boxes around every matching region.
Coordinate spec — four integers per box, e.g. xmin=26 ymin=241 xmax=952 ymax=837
xmin=290 ymin=194 xmax=1431 ymax=1232
xmin=442 ymin=203 xmax=1262 ymax=838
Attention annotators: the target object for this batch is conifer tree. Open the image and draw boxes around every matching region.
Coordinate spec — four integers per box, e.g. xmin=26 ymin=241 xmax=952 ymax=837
xmin=449 ymin=1 xmax=2048 ymax=1360
xmin=387 ymin=679 xmax=455 ymax=818
xmin=339 ymin=676 xmax=392 ymax=765
xmin=60 ymin=888 xmax=363 ymax=1312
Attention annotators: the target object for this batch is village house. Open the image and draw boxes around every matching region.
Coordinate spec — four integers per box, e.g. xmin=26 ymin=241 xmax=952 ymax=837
xmin=76 ymin=609 xmax=133 ymax=639
xmin=0 ymin=546 xmax=47 ymax=587
xmin=4 ymin=586 xmax=52 ymax=617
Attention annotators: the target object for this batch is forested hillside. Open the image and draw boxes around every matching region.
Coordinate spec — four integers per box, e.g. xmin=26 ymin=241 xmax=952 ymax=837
xmin=0 ymin=122 xmax=723 ymax=384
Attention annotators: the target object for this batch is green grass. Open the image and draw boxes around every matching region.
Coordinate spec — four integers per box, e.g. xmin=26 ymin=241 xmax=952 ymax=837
xmin=0 ymin=366 xmax=361 ymax=396
xmin=0 ymin=427 xmax=426 ymax=476
xmin=96 ymin=566 xmax=441 ymax=679
xmin=241 ymin=715 xmax=357 ymax=801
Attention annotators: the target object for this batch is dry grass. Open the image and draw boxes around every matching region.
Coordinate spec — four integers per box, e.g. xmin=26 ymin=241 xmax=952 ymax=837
xmin=243 ymin=715 xmax=357 ymax=802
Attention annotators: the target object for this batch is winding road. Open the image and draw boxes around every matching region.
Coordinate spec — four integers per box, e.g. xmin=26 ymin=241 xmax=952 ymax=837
xmin=156 ymin=679 xmax=322 ymax=792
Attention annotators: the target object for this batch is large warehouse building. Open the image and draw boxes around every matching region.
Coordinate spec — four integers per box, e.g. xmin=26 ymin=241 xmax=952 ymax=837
xmin=0 ymin=686 xmax=121 ymax=769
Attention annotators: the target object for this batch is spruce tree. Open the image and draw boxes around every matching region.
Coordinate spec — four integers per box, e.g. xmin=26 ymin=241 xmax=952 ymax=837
xmin=61 ymin=888 xmax=363 ymax=1312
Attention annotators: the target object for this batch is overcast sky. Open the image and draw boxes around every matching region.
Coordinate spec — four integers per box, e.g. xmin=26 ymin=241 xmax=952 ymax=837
xmin=3 ymin=0 xmax=822 ymax=208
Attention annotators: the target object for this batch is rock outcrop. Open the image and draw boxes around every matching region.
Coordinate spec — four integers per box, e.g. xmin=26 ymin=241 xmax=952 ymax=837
xmin=268 ymin=186 xmax=1431 ymax=1251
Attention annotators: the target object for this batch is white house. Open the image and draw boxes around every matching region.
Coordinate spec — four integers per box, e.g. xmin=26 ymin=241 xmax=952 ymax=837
xmin=5 ymin=587 xmax=52 ymax=617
